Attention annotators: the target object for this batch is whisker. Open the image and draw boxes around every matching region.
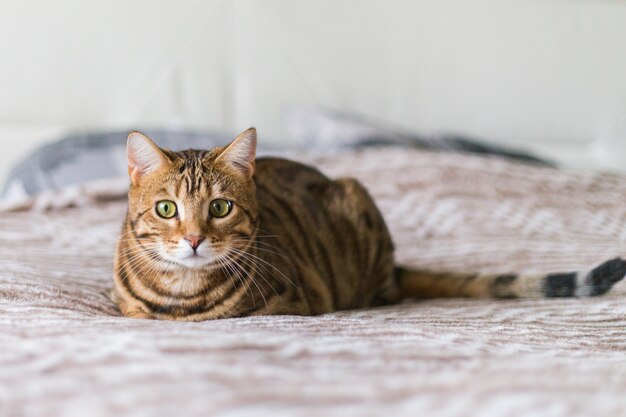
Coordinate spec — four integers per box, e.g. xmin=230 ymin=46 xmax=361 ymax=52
xmin=228 ymin=247 xmax=297 ymax=290
xmin=231 ymin=251 xmax=281 ymax=299
xmin=221 ymin=251 xmax=268 ymax=310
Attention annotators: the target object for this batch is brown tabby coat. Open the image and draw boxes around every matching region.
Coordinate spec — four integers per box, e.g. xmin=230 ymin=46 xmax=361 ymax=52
xmin=112 ymin=129 xmax=626 ymax=321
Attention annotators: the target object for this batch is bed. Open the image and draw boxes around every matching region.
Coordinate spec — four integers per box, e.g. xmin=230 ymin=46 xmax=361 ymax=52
xmin=2 ymin=147 xmax=626 ymax=417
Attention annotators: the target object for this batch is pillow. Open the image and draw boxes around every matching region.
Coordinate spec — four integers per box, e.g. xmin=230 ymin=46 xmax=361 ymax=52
xmin=1 ymin=129 xmax=281 ymax=210
xmin=1 ymin=117 xmax=551 ymax=211
xmin=284 ymin=106 xmax=552 ymax=165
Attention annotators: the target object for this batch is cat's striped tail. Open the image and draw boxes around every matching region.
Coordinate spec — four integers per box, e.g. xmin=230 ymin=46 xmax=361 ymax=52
xmin=395 ymin=258 xmax=626 ymax=299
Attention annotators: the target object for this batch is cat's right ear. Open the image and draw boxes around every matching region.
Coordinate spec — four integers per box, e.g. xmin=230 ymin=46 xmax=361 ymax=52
xmin=126 ymin=132 xmax=170 ymax=185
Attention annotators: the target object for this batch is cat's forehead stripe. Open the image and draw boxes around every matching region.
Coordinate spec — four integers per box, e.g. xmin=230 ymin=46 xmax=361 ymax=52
xmin=174 ymin=150 xmax=210 ymax=196
xmin=176 ymin=177 xmax=187 ymax=199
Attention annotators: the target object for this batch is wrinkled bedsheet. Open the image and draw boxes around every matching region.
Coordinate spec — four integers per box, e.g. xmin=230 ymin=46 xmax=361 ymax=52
xmin=2 ymin=148 xmax=626 ymax=417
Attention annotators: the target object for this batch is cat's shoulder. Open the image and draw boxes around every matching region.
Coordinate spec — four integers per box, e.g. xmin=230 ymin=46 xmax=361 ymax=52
xmin=255 ymin=157 xmax=328 ymax=182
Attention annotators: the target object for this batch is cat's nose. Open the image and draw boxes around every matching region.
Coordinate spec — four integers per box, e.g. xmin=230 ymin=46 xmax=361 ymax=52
xmin=184 ymin=235 xmax=205 ymax=251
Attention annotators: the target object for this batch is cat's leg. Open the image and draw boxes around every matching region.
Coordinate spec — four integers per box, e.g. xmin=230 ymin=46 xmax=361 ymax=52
xmin=324 ymin=177 xmax=400 ymax=307
xmin=110 ymin=288 xmax=155 ymax=319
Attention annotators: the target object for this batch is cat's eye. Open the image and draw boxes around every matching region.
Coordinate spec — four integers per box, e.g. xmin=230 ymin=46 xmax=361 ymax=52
xmin=156 ymin=200 xmax=177 ymax=219
xmin=209 ymin=199 xmax=232 ymax=218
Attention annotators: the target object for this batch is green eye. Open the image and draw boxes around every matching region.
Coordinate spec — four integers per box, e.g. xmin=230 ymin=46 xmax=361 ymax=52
xmin=156 ymin=200 xmax=177 ymax=219
xmin=209 ymin=199 xmax=232 ymax=218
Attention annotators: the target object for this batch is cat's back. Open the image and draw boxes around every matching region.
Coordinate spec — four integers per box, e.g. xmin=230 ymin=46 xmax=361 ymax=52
xmin=254 ymin=157 xmax=335 ymax=214
xmin=255 ymin=157 xmax=331 ymax=194
xmin=253 ymin=157 xmax=396 ymax=313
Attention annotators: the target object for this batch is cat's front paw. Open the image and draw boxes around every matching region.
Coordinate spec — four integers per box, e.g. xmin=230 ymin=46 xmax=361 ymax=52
xmin=124 ymin=310 xmax=155 ymax=320
xmin=111 ymin=289 xmax=155 ymax=319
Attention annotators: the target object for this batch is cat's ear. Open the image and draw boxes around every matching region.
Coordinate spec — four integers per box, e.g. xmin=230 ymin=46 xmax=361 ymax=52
xmin=217 ymin=127 xmax=257 ymax=176
xmin=126 ymin=131 xmax=171 ymax=184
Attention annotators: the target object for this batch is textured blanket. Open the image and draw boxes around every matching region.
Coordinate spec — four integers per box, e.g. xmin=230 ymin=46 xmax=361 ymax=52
xmin=2 ymin=148 xmax=626 ymax=417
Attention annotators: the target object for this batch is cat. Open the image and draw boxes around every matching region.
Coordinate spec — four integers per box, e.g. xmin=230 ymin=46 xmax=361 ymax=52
xmin=112 ymin=128 xmax=626 ymax=320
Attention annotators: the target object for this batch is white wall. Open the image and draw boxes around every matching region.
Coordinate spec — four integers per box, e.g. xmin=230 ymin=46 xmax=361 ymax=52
xmin=1 ymin=0 xmax=626 ymax=183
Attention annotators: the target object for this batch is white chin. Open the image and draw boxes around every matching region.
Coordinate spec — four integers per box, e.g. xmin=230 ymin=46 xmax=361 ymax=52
xmin=178 ymin=255 xmax=214 ymax=269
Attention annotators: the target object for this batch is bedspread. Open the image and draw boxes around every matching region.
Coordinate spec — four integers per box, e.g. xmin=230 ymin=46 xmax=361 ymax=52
xmin=2 ymin=148 xmax=626 ymax=417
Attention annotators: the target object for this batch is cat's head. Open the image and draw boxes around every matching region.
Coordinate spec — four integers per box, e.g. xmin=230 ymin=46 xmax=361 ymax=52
xmin=125 ymin=128 xmax=258 ymax=270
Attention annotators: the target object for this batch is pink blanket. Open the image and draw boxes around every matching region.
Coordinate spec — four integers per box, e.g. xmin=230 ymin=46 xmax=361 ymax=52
xmin=2 ymin=148 xmax=626 ymax=417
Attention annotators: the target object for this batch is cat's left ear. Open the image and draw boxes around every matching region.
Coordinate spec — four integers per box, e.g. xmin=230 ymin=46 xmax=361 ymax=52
xmin=217 ymin=127 xmax=257 ymax=176
xmin=126 ymin=131 xmax=171 ymax=185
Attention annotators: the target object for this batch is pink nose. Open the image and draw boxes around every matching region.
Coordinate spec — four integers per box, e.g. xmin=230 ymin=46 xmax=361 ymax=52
xmin=184 ymin=235 xmax=205 ymax=251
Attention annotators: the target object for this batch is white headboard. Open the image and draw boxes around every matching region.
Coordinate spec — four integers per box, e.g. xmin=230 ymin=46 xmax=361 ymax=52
xmin=1 ymin=0 xmax=626 ymax=182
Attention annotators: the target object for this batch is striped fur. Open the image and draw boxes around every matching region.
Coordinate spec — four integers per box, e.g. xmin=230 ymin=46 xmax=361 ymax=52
xmin=395 ymin=258 xmax=626 ymax=299
xmin=112 ymin=129 xmax=626 ymax=321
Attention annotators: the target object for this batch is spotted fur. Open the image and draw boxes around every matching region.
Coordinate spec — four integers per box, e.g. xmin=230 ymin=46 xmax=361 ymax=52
xmin=111 ymin=129 xmax=626 ymax=321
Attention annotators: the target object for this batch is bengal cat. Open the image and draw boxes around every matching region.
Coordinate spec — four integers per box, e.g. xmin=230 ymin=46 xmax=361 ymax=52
xmin=112 ymin=128 xmax=626 ymax=320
